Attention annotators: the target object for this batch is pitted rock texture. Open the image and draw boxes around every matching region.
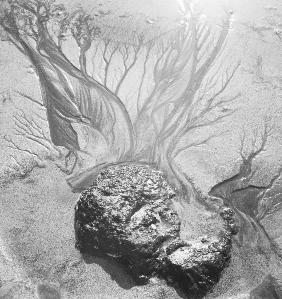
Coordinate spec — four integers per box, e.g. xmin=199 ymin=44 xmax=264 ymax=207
xmin=74 ymin=163 xmax=236 ymax=298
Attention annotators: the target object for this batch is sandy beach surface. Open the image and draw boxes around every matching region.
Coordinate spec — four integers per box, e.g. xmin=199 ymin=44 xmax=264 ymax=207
xmin=1 ymin=0 xmax=282 ymax=298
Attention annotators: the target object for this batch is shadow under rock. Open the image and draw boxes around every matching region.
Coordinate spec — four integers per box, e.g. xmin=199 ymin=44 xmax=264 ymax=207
xmin=81 ymin=251 xmax=137 ymax=290
xmin=81 ymin=250 xmax=188 ymax=299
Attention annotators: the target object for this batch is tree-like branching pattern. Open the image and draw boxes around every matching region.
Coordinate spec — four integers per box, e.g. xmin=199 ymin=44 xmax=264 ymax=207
xmin=209 ymin=119 xmax=282 ymax=257
xmin=0 ymin=0 xmax=240 ymax=199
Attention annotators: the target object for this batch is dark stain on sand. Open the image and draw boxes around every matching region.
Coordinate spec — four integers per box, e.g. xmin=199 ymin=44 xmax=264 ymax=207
xmin=37 ymin=283 xmax=61 ymax=299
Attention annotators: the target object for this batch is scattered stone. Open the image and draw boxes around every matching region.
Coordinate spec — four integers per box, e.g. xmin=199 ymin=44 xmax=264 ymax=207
xmin=75 ymin=163 xmax=236 ymax=298
xmin=37 ymin=283 xmax=61 ymax=299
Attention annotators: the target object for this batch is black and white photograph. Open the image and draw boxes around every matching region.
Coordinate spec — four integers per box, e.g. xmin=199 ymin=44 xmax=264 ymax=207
xmin=0 ymin=0 xmax=281 ymax=298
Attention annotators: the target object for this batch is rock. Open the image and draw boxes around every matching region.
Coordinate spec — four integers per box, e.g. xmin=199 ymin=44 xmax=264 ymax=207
xmin=74 ymin=163 xmax=236 ymax=298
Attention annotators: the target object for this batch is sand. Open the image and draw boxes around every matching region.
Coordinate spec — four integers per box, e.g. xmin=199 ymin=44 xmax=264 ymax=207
xmin=0 ymin=164 xmax=182 ymax=298
xmin=1 ymin=0 xmax=282 ymax=298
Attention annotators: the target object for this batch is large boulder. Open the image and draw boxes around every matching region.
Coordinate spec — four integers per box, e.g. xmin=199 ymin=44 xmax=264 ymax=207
xmin=74 ymin=163 xmax=236 ymax=298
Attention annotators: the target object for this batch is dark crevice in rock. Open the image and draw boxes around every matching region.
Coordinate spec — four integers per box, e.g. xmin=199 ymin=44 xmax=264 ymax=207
xmin=126 ymin=201 xmax=147 ymax=223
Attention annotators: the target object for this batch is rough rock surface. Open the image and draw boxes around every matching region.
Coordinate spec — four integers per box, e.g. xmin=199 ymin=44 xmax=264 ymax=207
xmin=74 ymin=163 xmax=236 ymax=298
